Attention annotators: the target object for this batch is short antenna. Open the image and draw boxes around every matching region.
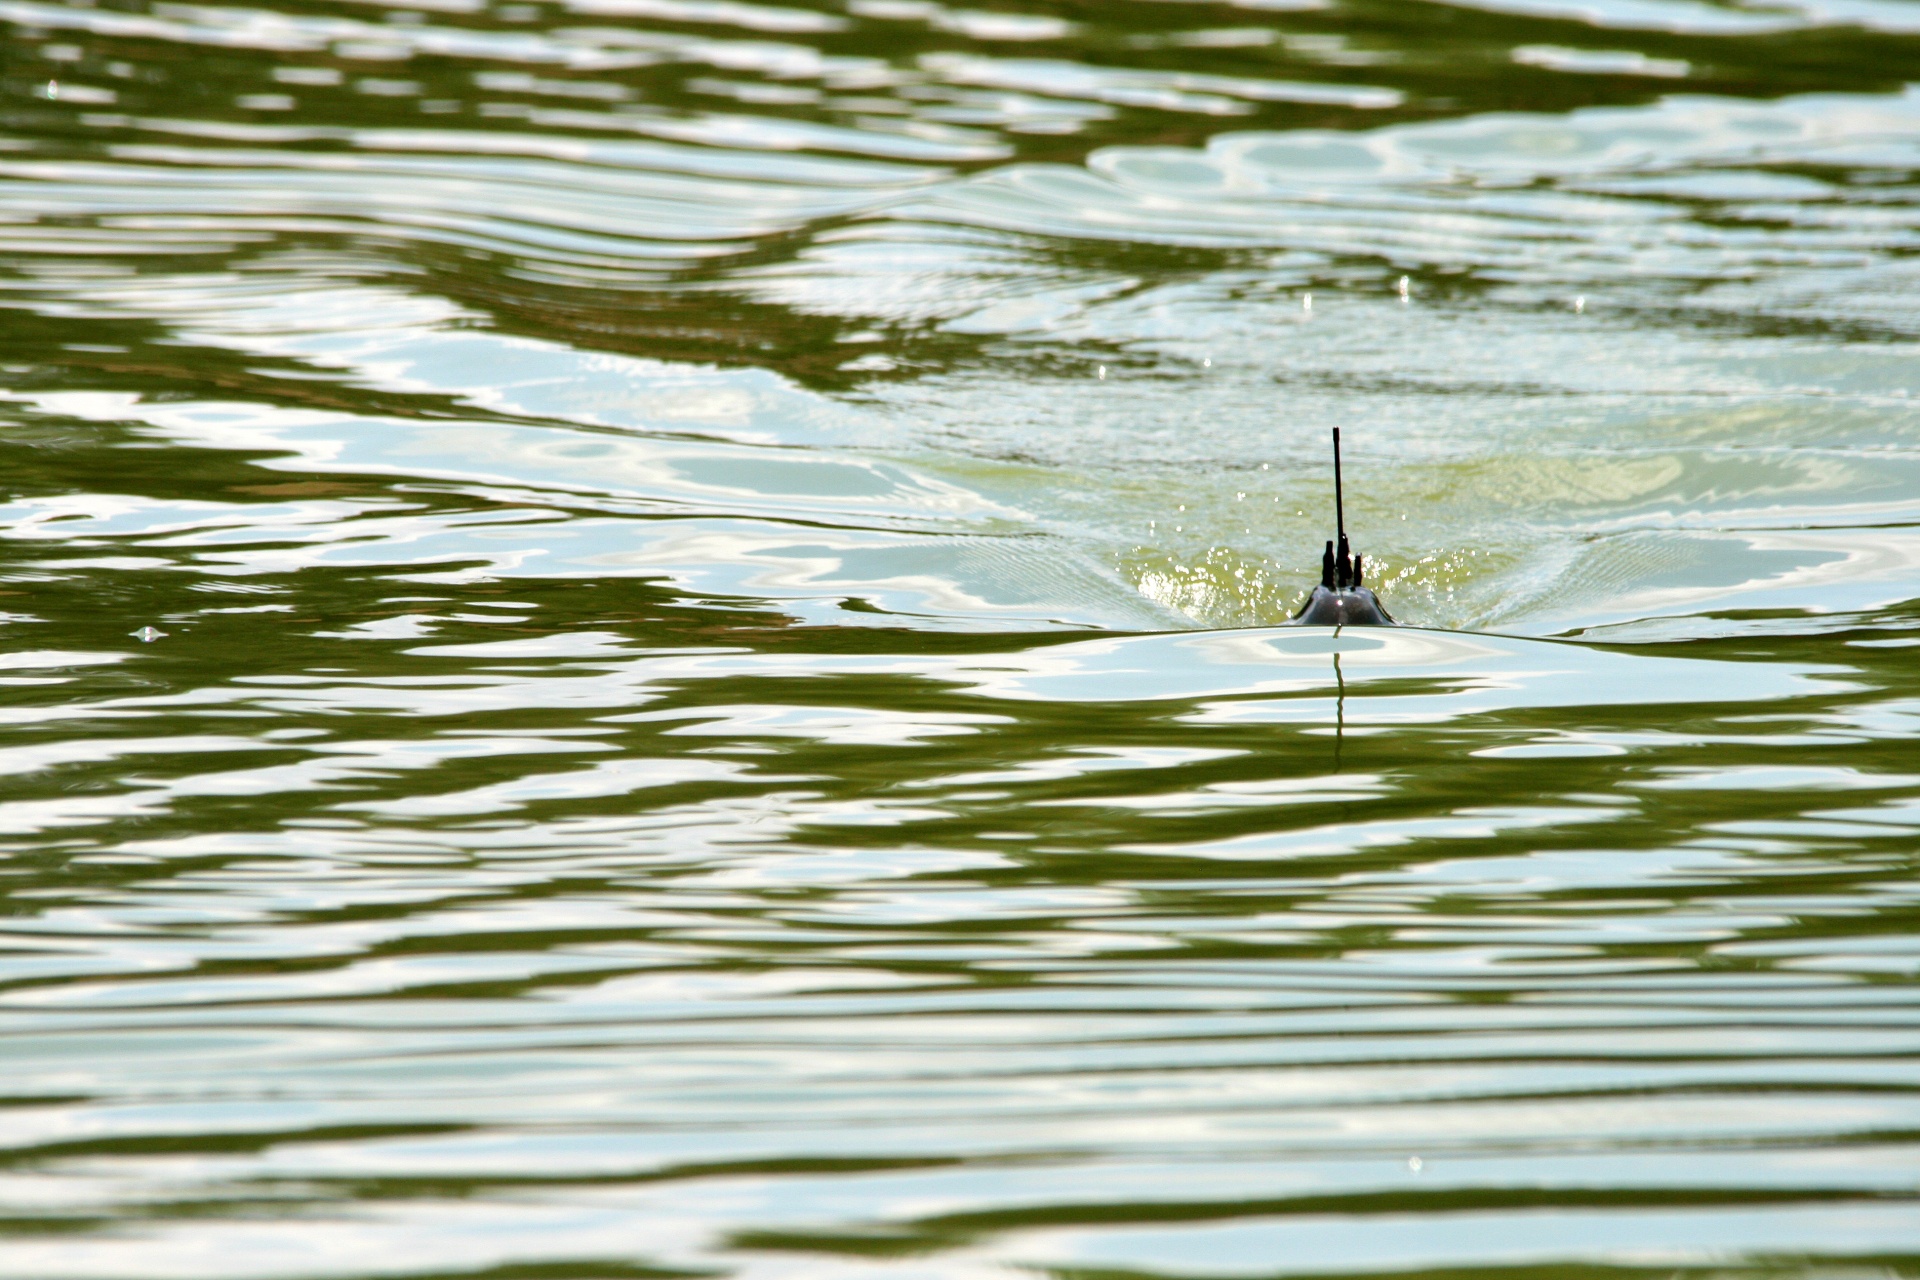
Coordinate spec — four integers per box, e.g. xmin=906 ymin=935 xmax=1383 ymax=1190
xmin=1332 ymin=427 xmax=1346 ymax=551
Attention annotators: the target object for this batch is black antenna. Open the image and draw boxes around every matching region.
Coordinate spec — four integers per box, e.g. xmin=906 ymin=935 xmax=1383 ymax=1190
xmin=1332 ymin=428 xmax=1352 ymax=588
xmin=1332 ymin=427 xmax=1346 ymax=552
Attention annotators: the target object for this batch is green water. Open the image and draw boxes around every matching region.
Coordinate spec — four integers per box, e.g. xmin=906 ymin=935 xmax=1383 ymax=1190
xmin=3 ymin=0 xmax=1920 ymax=1274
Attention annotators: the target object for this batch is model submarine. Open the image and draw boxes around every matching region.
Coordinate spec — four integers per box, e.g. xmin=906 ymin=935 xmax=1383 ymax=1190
xmin=1289 ymin=427 xmax=1394 ymax=627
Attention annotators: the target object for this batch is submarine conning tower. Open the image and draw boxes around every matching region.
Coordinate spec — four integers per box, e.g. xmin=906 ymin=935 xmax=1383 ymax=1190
xmin=1289 ymin=427 xmax=1394 ymax=627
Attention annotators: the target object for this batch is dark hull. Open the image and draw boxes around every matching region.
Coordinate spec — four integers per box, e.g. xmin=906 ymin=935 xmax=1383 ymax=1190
xmin=1288 ymin=586 xmax=1394 ymax=627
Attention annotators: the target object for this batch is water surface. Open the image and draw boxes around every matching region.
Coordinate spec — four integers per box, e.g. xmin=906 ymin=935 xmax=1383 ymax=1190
xmin=3 ymin=0 xmax=1920 ymax=1274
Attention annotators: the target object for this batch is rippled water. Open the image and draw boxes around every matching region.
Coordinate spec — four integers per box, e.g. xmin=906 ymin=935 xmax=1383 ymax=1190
xmin=3 ymin=0 xmax=1920 ymax=1274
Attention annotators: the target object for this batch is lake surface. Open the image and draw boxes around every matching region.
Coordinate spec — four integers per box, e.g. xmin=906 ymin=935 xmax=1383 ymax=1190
xmin=3 ymin=0 xmax=1920 ymax=1275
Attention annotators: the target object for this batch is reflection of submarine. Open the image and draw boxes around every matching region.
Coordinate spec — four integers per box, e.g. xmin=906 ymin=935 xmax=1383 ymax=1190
xmin=1290 ymin=427 xmax=1394 ymax=627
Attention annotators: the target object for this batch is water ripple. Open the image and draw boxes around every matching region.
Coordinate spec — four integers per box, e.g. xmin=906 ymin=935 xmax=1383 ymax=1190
xmin=4 ymin=0 xmax=1920 ymax=1274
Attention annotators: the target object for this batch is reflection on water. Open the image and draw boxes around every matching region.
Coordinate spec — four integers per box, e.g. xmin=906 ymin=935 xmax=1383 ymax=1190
xmin=3 ymin=0 xmax=1920 ymax=1274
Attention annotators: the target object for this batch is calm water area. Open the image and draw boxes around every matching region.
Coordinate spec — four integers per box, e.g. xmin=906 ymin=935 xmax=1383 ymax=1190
xmin=2 ymin=0 xmax=1920 ymax=1273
